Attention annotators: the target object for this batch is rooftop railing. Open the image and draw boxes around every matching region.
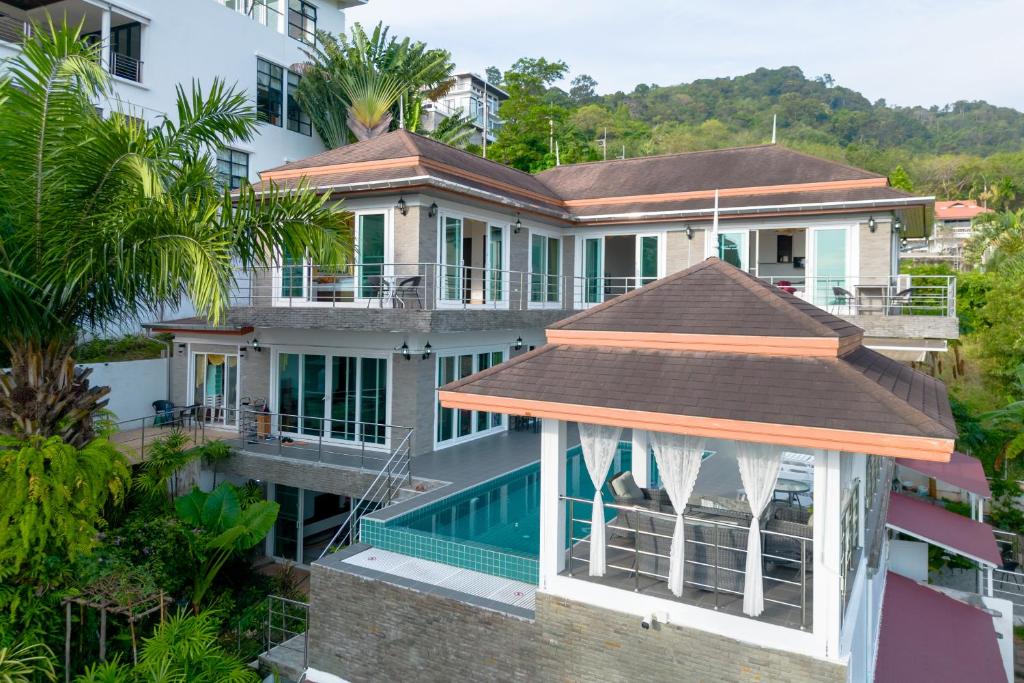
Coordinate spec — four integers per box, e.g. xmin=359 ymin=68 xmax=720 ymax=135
xmin=109 ymin=51 xmax=142 ymax=83
xmin=760 ymin=274 xmax=956 ymax=317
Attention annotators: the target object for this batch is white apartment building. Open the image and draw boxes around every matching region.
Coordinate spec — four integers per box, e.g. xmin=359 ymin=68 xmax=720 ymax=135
xmin=420 ymin=71 xmax=508 ymax=148
xmin=0 ymin=0 xmax=366 ymax=185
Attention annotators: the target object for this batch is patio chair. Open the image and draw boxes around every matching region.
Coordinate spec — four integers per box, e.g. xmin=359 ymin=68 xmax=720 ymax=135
xmin=394 ymin=275 xmax=423 ymax=309
xmin=888 ymin=287 xmax=914 ymax=314
xmin=363 ymin=275 xmax=392 ymax=308
xmin=685 ymin=520 xmax=748 ymax=595
xmin=765 ymin=505 xmax=814 ymax=566
xmin=831 ymin=286 xmax=855 ymax=310
xmin=609 ymin=471 xmax=668 ymax=511
xmin=152 ymin=400 xmax=177 ymax=427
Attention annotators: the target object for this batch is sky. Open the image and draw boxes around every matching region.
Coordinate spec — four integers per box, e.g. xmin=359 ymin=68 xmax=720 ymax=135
xmin=346 ymin=0 xmax=1024 ymax=111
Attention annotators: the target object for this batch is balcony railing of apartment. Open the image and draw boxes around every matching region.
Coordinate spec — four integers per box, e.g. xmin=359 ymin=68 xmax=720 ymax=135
xmin=109 ymin=51 xmax=142 ymax=83
xmin=111 ymin=410 xmax=209 ymax=461
xmin=760 ymin=274 xmax=956 ymax=317
xmin=238 ymin=408 xmax=413 ymax=473
xmin=562 ymin=495 xmax=812 ymax=629
xmin=0 ymin=12 xmax=29 ymax=45
xmin=236 ymin=265 xmax=957 ymax=318
xmin=242 ymin=0 xmax=283 ymax=30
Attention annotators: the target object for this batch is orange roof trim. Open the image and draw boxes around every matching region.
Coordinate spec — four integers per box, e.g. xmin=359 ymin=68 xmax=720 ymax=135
xmin=546 ymin=329 xmax=842 ymax=357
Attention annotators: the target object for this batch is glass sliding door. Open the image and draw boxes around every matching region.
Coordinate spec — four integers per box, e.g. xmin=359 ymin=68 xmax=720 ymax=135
xmin=583 ymin=237 xmax=602 ymax=304
xmin=436 ymin=350 xmax=506 ymax=446
xmin=280 ymin=246 xmax=305 ymax=298
xmin=486 ymin=225 xmax=504 ymax=303
xmin=530 ymin=234 xmax=560 ymax=304
xmin=272 ymin=484 xmax=300 ymax=562
xmin=718 ymin=231 xmax=748 ymax=270
xmin=225 ymin=356 xmax=239 ymax=426
xmin=357 ymin=213 xmax=386 ymax=299
xmin=813 ymin=227 xmax=848 ymax=306
xmin=192 ymin=352 xmax=239 ymax=427
xmin=276 ymin=351 xmax=389 ymax=446
xmin=301 ymin=354 xmax=326 ymax=436
xmin=441 ymin=217 xmax=462 ymax=302
xmin=638 ymin=235 xmax=659 ymax=286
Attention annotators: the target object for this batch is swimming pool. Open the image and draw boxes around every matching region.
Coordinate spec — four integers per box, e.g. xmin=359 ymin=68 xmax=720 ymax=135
xmin=358 ymin=443 xmax=715 ymax=583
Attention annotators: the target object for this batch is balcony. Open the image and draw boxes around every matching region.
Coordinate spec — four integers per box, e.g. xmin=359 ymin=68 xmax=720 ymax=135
xmin=109 ymin=51 xmax=142 ymax=83
xmin=0 ymin=12 xmax=29 ymax=46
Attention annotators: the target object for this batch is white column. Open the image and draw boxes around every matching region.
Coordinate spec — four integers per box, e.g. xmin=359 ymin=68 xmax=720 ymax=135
xmin=812 ymin=449 xmax=843 ymax=660
xmin=987 ymin=566 xmax=994 ymax=597
xmin=631 ymin=429 xmax=649 ymax=487
xmin=100 ymin=8 xmax=111 ymax=74
xmin=538 ymin=418 xmax=567 ymax=589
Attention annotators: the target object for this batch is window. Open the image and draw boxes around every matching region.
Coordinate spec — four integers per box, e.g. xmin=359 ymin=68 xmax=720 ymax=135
xmin=216 ymin=148 xmax=249 ymax=190
xmin=437 ymin=350 xmax=506 ymax=445
xmin=257 ymin=58 xmax=284 ymax=126
xmin=277 ymin=352 xmax=388 ymax=445
xmin=530 ymin=233 xmax=560 ymax=304
xmin=287 ymin=71 xmax=312 ymax=135
xmin=288 ymin=0 xmax=317 ymax=45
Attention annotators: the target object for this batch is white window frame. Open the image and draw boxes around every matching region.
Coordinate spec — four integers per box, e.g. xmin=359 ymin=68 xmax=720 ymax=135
xmin=188 ymin=348 xmax=242 ymax=431
xmin=433 ymin=345 xmax=509 ymax=450
xmin=269 ymin=345 xmax=393 ymax=451
xmin=435 ymin=209 xmax=510 ymax=310
xmin=528 ymin=227 xmax=563 ymax=309
xmin=572 ymin=229 xmax=666 ymax=308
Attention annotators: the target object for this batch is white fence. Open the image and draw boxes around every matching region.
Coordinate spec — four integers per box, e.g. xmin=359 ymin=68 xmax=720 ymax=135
xmin=81 ymin=357 xmax=169 ymax=423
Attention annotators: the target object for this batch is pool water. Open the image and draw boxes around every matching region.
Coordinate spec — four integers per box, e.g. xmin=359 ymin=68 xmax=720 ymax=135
xmin=396 ymin=443 xmax=632 ymax=558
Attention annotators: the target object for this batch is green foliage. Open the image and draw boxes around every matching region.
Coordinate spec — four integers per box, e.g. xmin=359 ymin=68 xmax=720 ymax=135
xmin=888 ymin=165 xmax=914 ymax=191
xmin=199 ymin=441 xmax=234 ymax=488
xmin=174 ymin=484 xmax=278 ymax=612
xmin=74 ymin=335 xmax=169 ymax=364
xmin=74 ymin=611 xmax=258 ymax=683
xmin=135 ymin=432 xmax=197 ymax=505
xmin=0 ymin=641 xmax=57 ymax=682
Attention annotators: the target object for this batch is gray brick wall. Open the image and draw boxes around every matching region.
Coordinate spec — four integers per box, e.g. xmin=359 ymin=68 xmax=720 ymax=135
xmin=390 ymin=351 xmax=437 ymax=456
xmin=858 ymin=219 xmax=892 ymax=280
xmin=308 ymin=565 xmax=847 ymax=683
xmin=220 ymin=452 xmax=388 ymax=499
xmin=666 ymin=229 xmax=705 ymax=272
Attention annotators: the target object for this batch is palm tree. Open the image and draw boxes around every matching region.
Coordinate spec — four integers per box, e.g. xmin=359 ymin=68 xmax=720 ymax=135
xmin=0 ymin=22 xmax=350 ymax=446
xmin=965 ymin=208 xmax=1024 ymax=272
xmin=294 ymin=22 xmax=455 ymax=146
xmin=0 ymin=641 xmax=57 ymax=682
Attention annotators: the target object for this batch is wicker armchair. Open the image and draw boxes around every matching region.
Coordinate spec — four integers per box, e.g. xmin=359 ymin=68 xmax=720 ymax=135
xmin=764 ymin=505 xmax=813 ymax=565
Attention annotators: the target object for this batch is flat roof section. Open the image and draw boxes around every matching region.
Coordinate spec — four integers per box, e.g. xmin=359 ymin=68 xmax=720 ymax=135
xmin=875 ymin=572 xmax=1006 ymax=683
xmin=896 ymin=451 xmax=991 ymax=498
xmin=886 ymin=493 xmax=1002 ymax=566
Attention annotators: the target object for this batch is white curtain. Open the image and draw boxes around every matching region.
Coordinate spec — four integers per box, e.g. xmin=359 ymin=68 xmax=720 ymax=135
xmin=579 ymin=423 xmax=623 ymax=577
xmin=736 ymin=442 xmax=783 ymax=617
xmin=649 ymin=432 xmax=706 ymax=597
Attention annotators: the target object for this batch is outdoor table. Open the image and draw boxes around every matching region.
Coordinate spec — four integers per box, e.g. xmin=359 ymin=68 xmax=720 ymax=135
xmin=774 ymin=478 xmax=811 ymax=507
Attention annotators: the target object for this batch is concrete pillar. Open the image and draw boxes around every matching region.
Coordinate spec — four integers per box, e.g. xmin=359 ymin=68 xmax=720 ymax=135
xmin=812 ymin=449 xmax=843 ymax=660
xmin=100 ymin=8 xmax=111 ymax=74
xmin=538 ymin=418 xmax=567 ymax=590
xmin=631 ymin=429 xmax=649 ymax=487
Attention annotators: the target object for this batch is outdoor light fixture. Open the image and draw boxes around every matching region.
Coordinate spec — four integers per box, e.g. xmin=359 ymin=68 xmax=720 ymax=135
xmin=513 ymin=336 xmax=523 ymax=351
xmin=893 ymin=216 xmax=904 ymax=233
xmin=422 ymin=342 xmax=433 ymax=360
xmin=252 ymin=338 xmax=262 ymax=352
xmin=428 ymin=202 xmax=438 ymax=218
xmin=396 ymin=197 xmax=408 ymax=216
xmin=513 ymin=214 xmax=522 ymax=234
xmin=868 ymin=216 xmax=877 ymax=233
xmin=400 ymin=342 xmax=411 ymax=360
xmin=900 ymin=237 xmax=908 ymax=248
xmin=240 ymin=347 xmax=247 ymax=359
xmin=685 ymin=224 xmax=694 ymax=240
xmin=177 ymin=343 xmax=186 ymax=355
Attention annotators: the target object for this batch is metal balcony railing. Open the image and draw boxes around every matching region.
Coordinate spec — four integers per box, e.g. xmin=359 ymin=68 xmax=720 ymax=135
xmin=109 ymin=51 xmax=142 ymax=82
xmin=760 ymin=274 xmax=956 ymax=317
xmin=0 ymin=12 xmax=28 ymax=45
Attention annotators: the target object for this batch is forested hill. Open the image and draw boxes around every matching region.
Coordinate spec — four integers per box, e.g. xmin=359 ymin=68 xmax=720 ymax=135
xmin=487 ymin=62 xmax=1024 ymax=202
xmin=595 ymin=66 xmax=1024 ymax=157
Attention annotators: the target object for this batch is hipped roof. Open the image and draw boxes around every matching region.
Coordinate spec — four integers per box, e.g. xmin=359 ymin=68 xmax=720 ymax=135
xmin=896 ymin=451 xmax=991 ymax=498
xmin=886 ymin=492 xmax=1001 ymax=566
xmin=440 ymin=258 xmax=955 ymax=461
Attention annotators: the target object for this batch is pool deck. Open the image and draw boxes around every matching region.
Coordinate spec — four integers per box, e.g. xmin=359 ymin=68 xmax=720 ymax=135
xmin=363 ymin=425 xmax=581 ymax=523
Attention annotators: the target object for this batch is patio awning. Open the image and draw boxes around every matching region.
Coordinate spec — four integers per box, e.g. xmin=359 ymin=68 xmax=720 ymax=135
xmin=143 ymin=316 xmax=253 ymax=336
xmin=875 ymin=572 xmax=1005 ymax=683
xmin=886 ymin=493 xmax=1001 ymax=566
xmin=896 ymin=451 xmax=991 ymax=498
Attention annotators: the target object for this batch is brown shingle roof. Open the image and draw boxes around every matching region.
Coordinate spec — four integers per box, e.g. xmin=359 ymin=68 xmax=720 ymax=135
xmin=552 ymin=258 xmax=862 ymax=339
xmin=445 ymin=344 xmax=954 ymax=441
xmin=536 ymin=145 xmax=882 ymax=200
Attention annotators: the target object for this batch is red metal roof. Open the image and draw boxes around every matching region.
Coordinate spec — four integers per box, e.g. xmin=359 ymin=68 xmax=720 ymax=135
xmin=875 ymin=572 xmax=1005 ymax=683
xmin=897 ymin=451 xmax=991 ymax=498
xmin=886 ymin=493 xmax=1002 ymax=566
xmin=935 ymin=199 xmax=988 ymax=220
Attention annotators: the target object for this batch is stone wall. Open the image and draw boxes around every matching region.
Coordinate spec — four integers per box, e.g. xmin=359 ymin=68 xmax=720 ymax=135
xmin=858 ymin=219 xmax=892 ymax=281
xmin=390 ymin=351 xmax=437 ymax=456
xmin=666 ymin=229 xmax=705 ymax=272
xmin=220 ymin=452 xmax=387 ymax=499
xmin=308 ymin=564 xmax=847 ymax=683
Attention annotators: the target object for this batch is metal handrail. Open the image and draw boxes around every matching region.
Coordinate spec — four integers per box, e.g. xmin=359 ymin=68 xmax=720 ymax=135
xmin=317 ymin=428 xmax=414 ymax=560
xmin=112 ymin=407 xmax=207 ymax=460
xmin=109 ymin=51 xmax=142 ymax=82
xmin=239 ymin=408 xmax=412 ymax=470
xmin=561 ymin=494 xmax=811 ymax=628
xmin=760 ymin=274 xmax=956 ymax=317
xmin=0 ymin=12 xmax=28 ymax=44
xmin=266 ymin=595 xmax=309 ymax=668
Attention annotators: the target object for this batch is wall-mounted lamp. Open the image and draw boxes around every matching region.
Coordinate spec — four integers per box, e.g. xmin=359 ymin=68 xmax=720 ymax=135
xmin=867 ymin=216 xmax=877 ymax=233
xmin=513 ymin=214 xmax=522 ymax=234
xmin=422 ymin=342 xmax=433 ymax=360
xmin=396 ymin=197 xmax=408 ymax=216
xmin=240 ymin=347 xmax=248 ymax=359
xmin=685 ymin=224 xmax=694 ymax=240
xmin=513 ymin=336 xmax=524 ymax=351
xmin=400 ymin=341 xmax=411 ymax=360
xmin=428 ymin=202 xmax=438 ymax=218
xmin=252 ymin=338 xmax=262 ymax=352
xmin=893 ymin=216 xmax=904 ymax=233
xmin=900 ymin=237 xmax=908 ymax=249
xmin=177 ymin=343 xmax=186 ymax=356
